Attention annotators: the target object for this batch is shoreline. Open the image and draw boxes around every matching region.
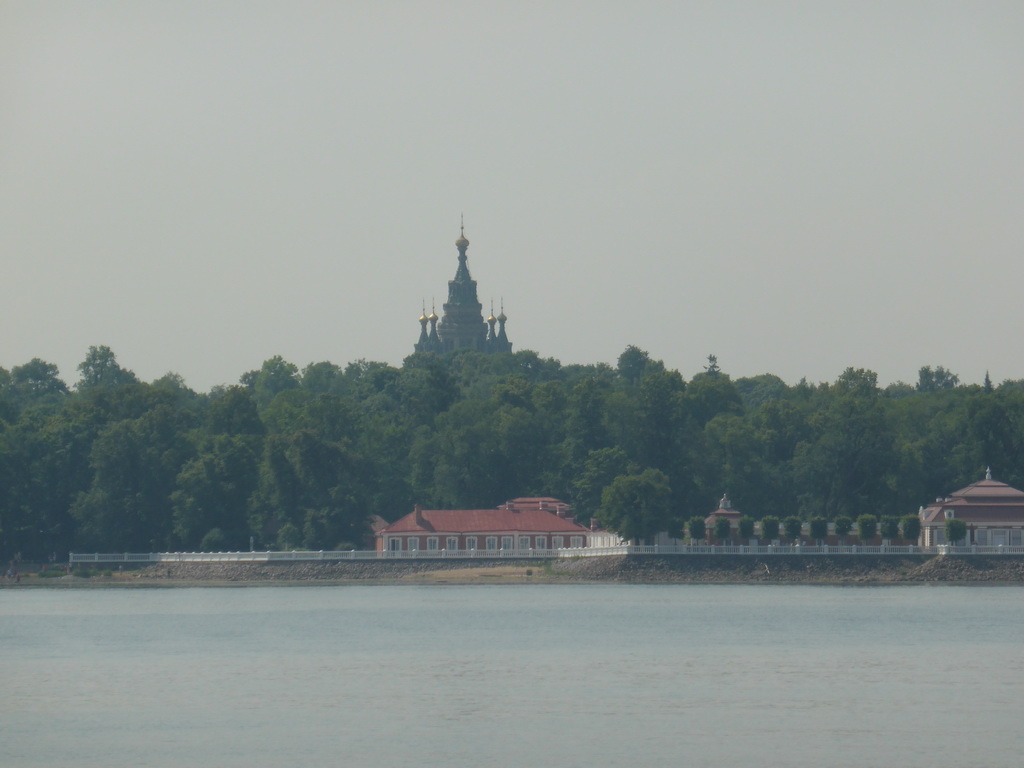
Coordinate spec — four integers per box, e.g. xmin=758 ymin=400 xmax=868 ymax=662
xmin=7 ymin=554 xmax=1024 ymax=588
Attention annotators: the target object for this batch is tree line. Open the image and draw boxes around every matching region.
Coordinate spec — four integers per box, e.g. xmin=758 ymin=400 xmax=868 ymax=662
xmin=1 ymin=344 xmax=1021 ymax=559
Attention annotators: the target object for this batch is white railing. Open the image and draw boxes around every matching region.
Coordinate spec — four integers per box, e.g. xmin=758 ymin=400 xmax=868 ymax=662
xmin=67 ymin=543 xmax=1024 ymax=565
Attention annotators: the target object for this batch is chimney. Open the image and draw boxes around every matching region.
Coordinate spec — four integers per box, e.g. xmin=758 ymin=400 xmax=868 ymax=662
xmin=413 ymin=505 xmax=424 ymax=527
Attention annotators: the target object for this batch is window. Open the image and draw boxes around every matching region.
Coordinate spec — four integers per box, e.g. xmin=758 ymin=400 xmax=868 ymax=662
xmin=1011 ymin=530 xmax=1022 ymax=546
xmin=501 ymin=536 xmax=514 ymax=550
xmin=427 ymin=537 xmax=439 ymax=551
xmin=389 ymin=538 xmax=401 ymax=551
xmin=467 ymin=536 xmax=478 ymax=550
xmin=570 ymin=536 xmax=584 ymax=548
xmin=519 ymin=536 xmax=531 ymax=550
xmin=976 ymin=529 xmax=989 ymax=545
xmin=536 ymin=536 xmax=547 ymax=550
xmin=486 ymin=536 xmax=498 ymax=550
xmin=552 ymin=536 xmax=564 ymax=549
xmin=407 ymin=537 xmax=419 ymax=551
xmin=447 ymin=537 xmax=459 ymax=551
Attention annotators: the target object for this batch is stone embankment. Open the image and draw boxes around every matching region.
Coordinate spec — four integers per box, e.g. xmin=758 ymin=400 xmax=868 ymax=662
xmin=551 ymin=554 xmax=1024 ymax=583
xmin=112 ymin=554 xmax=1024 ymax=585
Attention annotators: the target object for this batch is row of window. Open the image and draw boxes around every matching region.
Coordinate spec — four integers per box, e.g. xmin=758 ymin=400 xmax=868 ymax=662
xmin=971 ymin=529 xmax=1023 ymax=546
xmin=928 ymin=527 xmax=1023 ymax=545
xmin=388 ymin=535 xmax=585 ymax=552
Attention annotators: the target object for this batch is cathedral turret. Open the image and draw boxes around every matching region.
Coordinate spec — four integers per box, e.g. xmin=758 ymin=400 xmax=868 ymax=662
xmin=417 ymin=306 xmax=429 ymax=347
xmin=414 ymin=223 xmax=513 ymax=355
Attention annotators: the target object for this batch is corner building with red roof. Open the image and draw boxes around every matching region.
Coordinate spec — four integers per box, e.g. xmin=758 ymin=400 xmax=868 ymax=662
xmin=919 ymin=469 xmax=1024 ymax=546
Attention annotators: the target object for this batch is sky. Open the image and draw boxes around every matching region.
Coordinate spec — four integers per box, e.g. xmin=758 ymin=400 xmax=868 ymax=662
xmin=2 ymin=1 xmax=1022 ymax=393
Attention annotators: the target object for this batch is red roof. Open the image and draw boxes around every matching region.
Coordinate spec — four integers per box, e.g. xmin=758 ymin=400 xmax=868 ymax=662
xmin=380 ymin=498 xmax=588 ymax=536
xmin=949 ymin=478 xmax=1024 ymax=503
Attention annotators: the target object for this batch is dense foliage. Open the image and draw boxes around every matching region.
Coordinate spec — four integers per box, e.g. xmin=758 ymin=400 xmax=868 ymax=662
xmin=2 ymin=346 xmax=1022 ymax=559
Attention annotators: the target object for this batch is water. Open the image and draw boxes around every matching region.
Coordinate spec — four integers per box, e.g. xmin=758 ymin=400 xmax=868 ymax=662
xmin=2 ymin=584 xmax=1022 ymax=768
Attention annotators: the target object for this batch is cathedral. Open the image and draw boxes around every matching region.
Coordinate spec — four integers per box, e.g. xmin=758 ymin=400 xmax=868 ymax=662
xmin=415 ymin=225 xmax=512 ymax=355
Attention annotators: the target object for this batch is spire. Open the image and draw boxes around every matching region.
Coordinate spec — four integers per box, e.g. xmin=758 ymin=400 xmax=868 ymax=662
xmin=496 ymin=298 xmax=509 ymax=346
xmin=455 ymin=215 xmax=469 ymax=253
xmin=486 ymin=300 xmax=497 ymax=342
xmin=986 ymin=466 xmax=993 ymax=480
xmin=417 ymin=300 xmax=429 ymax=345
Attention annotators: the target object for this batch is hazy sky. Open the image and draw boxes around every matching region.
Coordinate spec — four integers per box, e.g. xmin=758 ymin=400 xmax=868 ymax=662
xmin=3 ymin=2 xmax=1022 ymax=392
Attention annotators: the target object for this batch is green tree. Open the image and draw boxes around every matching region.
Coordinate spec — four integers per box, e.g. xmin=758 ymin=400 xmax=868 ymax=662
xmin=171 ymin=435 xmax=261 ymax=550
xmin=562 ymin=377 xmax=612 ymax=465
xmin=10 ymin=358 xmax=68 ymax=407
xmin=809 ymin=516 xmax=828 ymax=544
xmin=900 ymin=515 xmax=921 ymax=543
xmin=783 ymin=516 xmax=803 ymax=543
xmin=713 ymin=515 xmax=731 ymax=543
xmin=250 ymin=356 xmax=300 ymax=409
xmin=617 ymin=345 xmax=659 ymax=385
xmin=596 ymin=468 xmax=672 ymax=544
xmin=880 ymin=516 xmax=900 ymax=541
xmin=300 ymin=361 xmax=345 ymax=395
xmin=917 ymin=366 xmax=960 ymax=393
xmin=685 ymin=372 xmax=743 ymax=428
xmin=71 ymin=396 xmax=194 ymax=551
xmin=793 ymin=369 xmax=896 ymax=519
xmin=76 ymin=346 xmax=137 ymax=390
xmin=761 ymin=516 xmax=780 ymax=542
xmin=687 ymin=516 xmax=706 ymax=543
xmin=834 ymin=516 xmax=853 ymax=542
xmin=856 ymin=514 xmax=878 ymax=543
xmin=734 ymin=373 xmax=788 ymax=409
xmin=738 ymin=515 xmax=755 ymax=541
xmin=945 ymin=517 xmax=967 ymax=545
xmin=570 ymin=447 xmax=633 ymax=523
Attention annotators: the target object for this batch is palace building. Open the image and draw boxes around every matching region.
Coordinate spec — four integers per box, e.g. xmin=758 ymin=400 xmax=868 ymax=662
xmin=415 ymin=225 xmax=512 ymax=355
xmin=377 ymin=497 xmax=592 ymax=553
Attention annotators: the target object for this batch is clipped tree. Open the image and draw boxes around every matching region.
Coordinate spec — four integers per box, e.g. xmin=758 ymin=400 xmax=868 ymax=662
xmin=761 ymin=516 xmax=780 ymax=542
xmin=945 ymin=518 xmax=967 ymax=546
xmin=783 ymin=516 xmax=803 ymax=543
xmin=809 ymin=517 xmax=828 ymax=544
xmin=713 ymin=515 xmax=731 ymax=544
xmin=857 ymin=514 xmax=878 ymax=543
xmin=880 ymin=516 xmax=900 ymax=541
xmin=738 ymin=516 xmax=755 ymax=542
xmin=900 ymin=515 xmax=922 ymax=544
xmin=834 ymin=516 xmax=853 ymax=543
xmin=687 ymin=516 xmax=706 ymax=544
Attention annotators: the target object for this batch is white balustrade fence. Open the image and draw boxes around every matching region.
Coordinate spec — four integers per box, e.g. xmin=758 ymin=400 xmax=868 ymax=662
xmin=68 ymin=543 xmax=1024 ymax=565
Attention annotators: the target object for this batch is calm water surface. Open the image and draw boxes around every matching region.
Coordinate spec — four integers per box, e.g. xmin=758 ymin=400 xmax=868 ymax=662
xmin=2 ymin=584 xmax=1022 ymax=768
